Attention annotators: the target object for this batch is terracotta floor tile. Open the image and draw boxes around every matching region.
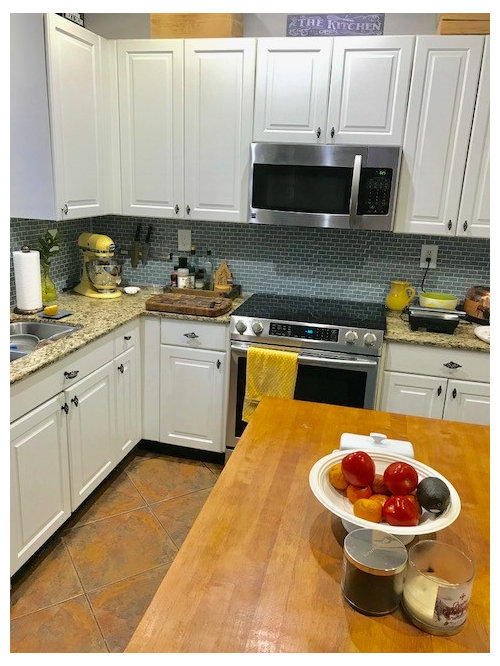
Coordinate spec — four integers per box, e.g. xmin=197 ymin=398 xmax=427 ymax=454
xmin=151 ymin=488 xmax=212 ymax=548
xmin=125 ymin=454 xmax=217 ymax=503
xmin=88 ymin=565 xmax=169 ymax=653
xmin=10 ymin=538 xmax=83 ymax=619
xmin=205 ymin=461 xmax=224 ymax=478
xmin=10 ymin=595 xmax=107 ymax=653
xmin=64 ymin=469 xmax=146 ymax=530
xmin=63 ymin=507 xmax=178 ymax=591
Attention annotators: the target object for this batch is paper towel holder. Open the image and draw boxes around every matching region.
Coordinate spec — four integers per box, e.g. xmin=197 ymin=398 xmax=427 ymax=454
xmin=13 ymin=245 xmax=44 ymax=315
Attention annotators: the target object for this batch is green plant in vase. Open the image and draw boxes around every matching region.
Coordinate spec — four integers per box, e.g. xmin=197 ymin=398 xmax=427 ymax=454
xmin=38 ymin=229 xmax=61 ymax=305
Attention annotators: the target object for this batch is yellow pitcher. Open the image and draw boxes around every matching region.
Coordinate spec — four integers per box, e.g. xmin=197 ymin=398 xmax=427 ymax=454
xmin=385 ymin=280 xmax=416 ymax=311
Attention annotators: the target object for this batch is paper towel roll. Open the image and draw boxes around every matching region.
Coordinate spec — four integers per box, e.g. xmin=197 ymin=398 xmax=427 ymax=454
xmin=13 ymin=249 xmax=43 ymax=312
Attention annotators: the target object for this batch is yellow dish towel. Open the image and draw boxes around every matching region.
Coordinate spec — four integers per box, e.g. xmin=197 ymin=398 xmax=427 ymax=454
xmin=242 ymin=346 xmax=299 ymax=423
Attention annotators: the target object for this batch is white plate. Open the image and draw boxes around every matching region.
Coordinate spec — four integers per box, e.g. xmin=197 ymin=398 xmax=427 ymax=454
xmin=474 ymin=326 xmax=490 ymax=343
xmin=309 ymin=450 xmax=460 ymax=539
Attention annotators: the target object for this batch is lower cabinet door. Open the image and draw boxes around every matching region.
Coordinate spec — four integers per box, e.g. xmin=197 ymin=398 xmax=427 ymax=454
xmin=66 ymin=361 xmax=116 ymax=510
xmin=115 ymin=346 xmax=141 ymax=462
xmin=380 ymin=371 xmax=445 ymax=419
xmin=443 ymin=379 xmax=490 ymax=425
xmin=160 ymin=345 xmax=226 ymax=452
xmin=10 ymin=394 xmax=71 ymax=575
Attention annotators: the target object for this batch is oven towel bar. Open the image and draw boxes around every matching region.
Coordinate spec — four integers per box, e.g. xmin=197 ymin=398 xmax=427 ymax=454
xmin=242 ymin=347 xmax=298 ymax=423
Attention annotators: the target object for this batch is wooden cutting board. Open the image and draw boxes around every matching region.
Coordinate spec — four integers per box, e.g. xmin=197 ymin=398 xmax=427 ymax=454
xmin=145 ymin=293 xmax=232 ymax=317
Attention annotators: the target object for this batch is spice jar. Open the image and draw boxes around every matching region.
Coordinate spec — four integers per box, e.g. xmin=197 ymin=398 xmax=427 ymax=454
xmin=177 ymin=257 xmax=190 ymax=289
xmin=341 ymin=528 xmax=407 ymax=616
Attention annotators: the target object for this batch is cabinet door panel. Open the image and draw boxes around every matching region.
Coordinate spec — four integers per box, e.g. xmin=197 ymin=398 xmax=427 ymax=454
xmin=115 ymin=347 xmax=141 ymax=462
xmin=253 ymin=37 xmax=332 ymax=143
xmin=184 ymin=39 xmax=255 ymax=222
xmin=380 ymin=371 xmax=445 ymax=419
xmin=66 ymin=362 xmax=116 ymax=510
xmin=395 ymin=36 xmax=484 ymax=235
xmin=443 ymin=380 xmax=489 ymax=425
xmin=45 ymin=14 xmax=108 ymax=219
xmin=160 ymin=346 xmax=225 ymax=452
xmin=117 ymin=40 xmax=184 ymax=217
xmin=457 ymin=37 xmax=489 ymax=238
xmin=10 ymin=395 xmax=71 ymax=575
xmin=328 ymin=36 xmax=414 ymax=145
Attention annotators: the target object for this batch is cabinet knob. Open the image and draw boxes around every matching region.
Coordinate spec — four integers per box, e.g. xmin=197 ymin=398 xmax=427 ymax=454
xmin=64 ymin=370 xmax=79 ymax=379
xmin=71 ymin=395 xmax=79 ymax=407
xmin=217 ymin=359 xmax=221 ymax=369
xmin=183 ymin=331 xmax=199 ymax=339
xmin=61 ymin=403 xmax=69 ymax=414
xmin=437 ymin=385 xmax=442 ymax=396
xmin=463 ymin=220 xmax=468 ymax=231
xmin=175 ymin=204 xmax=179 ymax=214
xmin=316 ymin=127 xmax=321 ymax=139
xmin=62 ymin=203 xmax=68 ymax=215
xmin=448 ymin=220 xmax=453 ymax=231
xmin=330 ymin=126 xmax=335 ymax=138
xmin=124 ymin=335 xmax=132 ymax=341
xmin=452 ymin=388 xmax=457 ymax=399
xmin=444 ymin=361 xmax=462 ymax=369
xmin=117 ymin=363 xmax=124 ymax=374
xmin=186 ymin=205 xmax=191 ymax=215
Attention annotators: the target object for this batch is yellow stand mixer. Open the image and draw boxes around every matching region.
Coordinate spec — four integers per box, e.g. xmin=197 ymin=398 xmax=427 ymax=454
xmin=74 ymin=232 xmax=122 ymax=299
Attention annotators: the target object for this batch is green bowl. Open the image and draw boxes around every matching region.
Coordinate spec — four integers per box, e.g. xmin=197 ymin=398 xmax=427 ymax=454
xmin=419 ymin=292 xmax=458 ymax=309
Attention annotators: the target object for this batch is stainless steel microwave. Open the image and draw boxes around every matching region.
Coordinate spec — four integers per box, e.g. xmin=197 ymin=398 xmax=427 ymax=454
xmin=249 ymin=143 xmax=401 ymax=231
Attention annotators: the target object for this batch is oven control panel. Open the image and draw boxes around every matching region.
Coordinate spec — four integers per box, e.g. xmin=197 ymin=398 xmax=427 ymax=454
xmin=269 ymin=322 xmax=338 ymax=342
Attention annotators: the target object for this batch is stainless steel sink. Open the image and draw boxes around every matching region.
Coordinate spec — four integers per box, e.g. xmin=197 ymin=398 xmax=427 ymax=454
xmin=10 ymin=321 xmax=81 ymax=362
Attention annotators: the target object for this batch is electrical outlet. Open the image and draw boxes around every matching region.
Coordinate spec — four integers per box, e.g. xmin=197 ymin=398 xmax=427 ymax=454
xmin=178 ymin=229 xmax=191 ymax=252
xmin=419 ymin=244 xmax=438 ymax=269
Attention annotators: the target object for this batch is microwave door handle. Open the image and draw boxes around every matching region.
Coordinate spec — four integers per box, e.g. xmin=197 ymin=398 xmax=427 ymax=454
xmin=349 ymin=154 xmax=363 ymax=227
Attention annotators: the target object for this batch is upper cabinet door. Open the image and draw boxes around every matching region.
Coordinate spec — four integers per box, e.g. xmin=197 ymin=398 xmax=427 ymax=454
xmin=327 ymin=36 xmax=414 ymax=145
xmin=45 ymin=14 xmax=109 ymax=220
xmin=253 ymin=37 xmax=332 ymax=143
xmin=395 ymin=36 xmax=484 ymax=235
xmin=184 ymin=39 xmax=256 ymax=222
xmin=457 ymin=37 xmax=490 ymax=238
xmin=117 ymin=40 xmax=184 ymax=218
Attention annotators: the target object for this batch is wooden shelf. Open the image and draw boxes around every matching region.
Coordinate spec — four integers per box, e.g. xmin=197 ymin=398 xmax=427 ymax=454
xmin=437 ymin=13 xmax=489 ymax=34
xmin=151 ymin=13 xmax=243 ymax=39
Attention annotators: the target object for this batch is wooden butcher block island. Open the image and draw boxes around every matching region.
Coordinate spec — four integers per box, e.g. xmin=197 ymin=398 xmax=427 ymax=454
xmin=126 ymin=398 xmax=490 ymax=653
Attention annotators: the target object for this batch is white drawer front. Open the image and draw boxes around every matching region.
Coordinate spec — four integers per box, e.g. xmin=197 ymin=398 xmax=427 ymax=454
xmin=384 ymin=342 xmax=490 ymax=383
xmin=160 ymin=319 xmax=228 ymax=351
xmin=114 ymin=320 xmax=140 ymax=357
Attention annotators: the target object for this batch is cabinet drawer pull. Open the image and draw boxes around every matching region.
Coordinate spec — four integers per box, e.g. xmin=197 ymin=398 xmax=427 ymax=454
xmin=448 ymin=220 xmax=452 ymax=231
xmin=117 ymin=363 xmax=125 ymax=374
xmin=61 ymin=403 xmax=69 ymax=414
xmin=444 ymin=361 xmax=462 ymax=369
xmin=124 ymin=335 xmax=132 ymax=341
xmin=71 ymin=396 xmax=79 ymax=407
xmin=175 ymin=204 xmax=179 ymax=214
xmin=437 ymin=385 xmax=442 ymax=396
xmin=186 ymin=205 xmax=191 ymax=215
xmin=62 ymin=203 xmax=68 ymax=215
xmin=330 ymin=126 xmax=335 ymax=138
xmin=184 ymin=332 xmax=199 ymax=339
xmin=217 ymin=359 xmax=221 ymax=369
xmin=463 ymin=220 xmax=468 ymax=232
xmin=316 ymin=127 xmax=321 ymax=139
xmin=64 ymin=370 xmax=79 ymax=379
xmin=452 ymin=388 xmax=457 ymax=399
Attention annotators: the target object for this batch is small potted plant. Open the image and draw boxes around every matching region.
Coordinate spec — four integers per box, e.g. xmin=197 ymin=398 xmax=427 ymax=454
xmin=38 ymin=229 xmax=61 ymax=307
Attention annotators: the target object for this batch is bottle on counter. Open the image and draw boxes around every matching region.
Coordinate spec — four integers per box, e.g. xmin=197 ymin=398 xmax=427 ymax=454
xmin=195 ymin=270 xmax=205 ymax=289
xmin=188 ymin=246 xmax=197 ymax=288
xmin=203 ymin=250 xmax=215 ymax=291
xmin=170 ymin=264 xmax=178 ymax=287
xmin=177 ymin=256 xmax=190 ymax=289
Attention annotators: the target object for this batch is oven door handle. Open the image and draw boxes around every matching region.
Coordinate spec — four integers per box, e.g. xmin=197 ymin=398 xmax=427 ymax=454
xmin=298 ymin=354 xmax=377 ymax=368
xmin=349 ymin=154 xmax=362 ymax=227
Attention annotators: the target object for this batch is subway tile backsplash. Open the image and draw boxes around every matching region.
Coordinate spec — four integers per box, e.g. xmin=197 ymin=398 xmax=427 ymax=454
xmin=11 ymin=215 xmax=490 ymax=306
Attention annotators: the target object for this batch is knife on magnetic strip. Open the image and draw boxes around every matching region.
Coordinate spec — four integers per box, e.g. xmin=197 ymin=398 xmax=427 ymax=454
xmin=142 ymin=225 xmax=154 ymax=265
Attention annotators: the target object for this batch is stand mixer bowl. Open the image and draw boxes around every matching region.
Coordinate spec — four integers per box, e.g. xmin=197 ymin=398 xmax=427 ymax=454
xmin=86 ymin=260 xmax=122 ymax=292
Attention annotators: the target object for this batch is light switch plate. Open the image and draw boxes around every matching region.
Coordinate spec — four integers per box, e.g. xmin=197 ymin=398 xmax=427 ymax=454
xmin=178 ymin=229 xmax=191 ymax=252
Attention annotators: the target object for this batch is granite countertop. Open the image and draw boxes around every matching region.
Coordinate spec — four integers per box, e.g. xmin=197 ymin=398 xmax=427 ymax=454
xmin=10 ymin=289 xmax=249 ymax=384
xmin=384 ymin=310 xmax=490 ymax=352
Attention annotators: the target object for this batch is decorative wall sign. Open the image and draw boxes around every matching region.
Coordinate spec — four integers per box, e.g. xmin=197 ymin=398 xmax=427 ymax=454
xmin=287 ymin=14 xmax=385 ymax=37
xmin=56 ymin=13 xmax=85 ymax=27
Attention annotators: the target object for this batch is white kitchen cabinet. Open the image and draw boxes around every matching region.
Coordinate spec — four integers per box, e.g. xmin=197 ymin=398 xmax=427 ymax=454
xmin=117 ymin=40 xmax=184 ymax=218
xmin=394 ymin=35 xmax=485 ymax=236
xmin=184 ymin=39 xmax=256 ymax=222
xmin=160 ymin=345 xmax=226 ymax=453
xmin=253 ymin=36 xmax=413 ymax=146
xmin=65 ymin=361 xmax=116 ymax=510
xmin=115 ymin=345 xmax=141 ymax=462
xmin=380 ymin=342 xmax=490 ymax=425
xmin=457 ymin=37 xmax=490 ymax=238
xmin=253 ymin=37 xmax=332 ymax=144
xmin=44 ymin=13 xmax=111 ymax=219
xmin=10 ymin=394 xmax=71 ymax=575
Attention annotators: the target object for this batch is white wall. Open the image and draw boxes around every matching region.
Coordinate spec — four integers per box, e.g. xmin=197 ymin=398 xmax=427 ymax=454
xmin=85 ymin=13 xmax=438 ymax=38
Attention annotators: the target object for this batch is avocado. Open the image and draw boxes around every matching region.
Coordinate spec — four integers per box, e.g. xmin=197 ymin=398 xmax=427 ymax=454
xmin=416 ymin=477 xmax=451 ymax=514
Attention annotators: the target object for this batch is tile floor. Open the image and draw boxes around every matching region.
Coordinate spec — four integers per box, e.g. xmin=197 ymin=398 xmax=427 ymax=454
xmin=10 ymin=445 xmax=223 ymax=653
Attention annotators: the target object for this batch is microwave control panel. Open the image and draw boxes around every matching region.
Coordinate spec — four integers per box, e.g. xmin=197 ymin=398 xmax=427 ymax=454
xmin=358 ymin=168 xmax=393 ymax=215
xmin=269 ymin=322 xmax=339 ymax=342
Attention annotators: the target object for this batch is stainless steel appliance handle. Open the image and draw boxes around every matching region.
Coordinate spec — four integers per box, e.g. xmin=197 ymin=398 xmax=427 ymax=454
xmin=230 ymin=343 xmax=377 ymax=368
xmin=349 ymin=154 xmax=362 ymax=227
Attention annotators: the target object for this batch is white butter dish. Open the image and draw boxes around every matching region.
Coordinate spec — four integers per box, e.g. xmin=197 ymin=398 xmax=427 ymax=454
xmin=339 ymin=432 xmax=414 ymax=458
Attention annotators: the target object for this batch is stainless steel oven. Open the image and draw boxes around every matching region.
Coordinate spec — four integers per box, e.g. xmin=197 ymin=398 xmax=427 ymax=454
xmin=225 ymin=293 xmax=385 ymax=457
xmin=249 ymin=143 xmax=401 ymax=231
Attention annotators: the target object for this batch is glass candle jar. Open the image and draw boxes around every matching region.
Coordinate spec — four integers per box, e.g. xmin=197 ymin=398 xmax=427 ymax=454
xmin=341 ymin=529 xmax=408 ymax=616
xmin=402 ymin=540 xmax=475 ymax=635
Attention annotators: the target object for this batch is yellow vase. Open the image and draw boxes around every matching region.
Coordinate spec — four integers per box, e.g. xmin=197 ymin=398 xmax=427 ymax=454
xmin=385 ymin=280 xmax=416 ymax=311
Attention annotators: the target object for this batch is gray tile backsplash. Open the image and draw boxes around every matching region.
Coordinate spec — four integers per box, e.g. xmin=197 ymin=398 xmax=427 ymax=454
xmin=11 ymin=215 xmax=490 ymax=306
